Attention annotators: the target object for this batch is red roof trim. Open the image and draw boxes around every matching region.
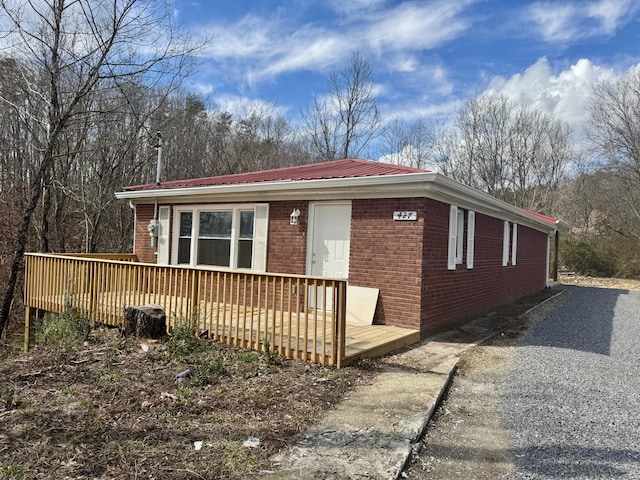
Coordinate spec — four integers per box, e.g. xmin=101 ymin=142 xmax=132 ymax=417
xmin=123 ymin=158 xmax=427 ymax=192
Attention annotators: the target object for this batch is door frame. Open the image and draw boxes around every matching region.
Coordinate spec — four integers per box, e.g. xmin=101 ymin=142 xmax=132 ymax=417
xmin=305 ymin=201 xmax=352 ymax=278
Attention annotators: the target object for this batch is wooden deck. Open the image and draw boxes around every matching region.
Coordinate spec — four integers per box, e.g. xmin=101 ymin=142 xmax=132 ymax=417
xmin=23 ymin=253 xmax=419 ymax=366
xmin=344 ymin=324 xmax=420 ymax=363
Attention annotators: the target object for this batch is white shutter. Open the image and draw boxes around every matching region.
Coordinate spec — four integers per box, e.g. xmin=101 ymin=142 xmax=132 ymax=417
xmin=456 ymin=210 xmax=464 ymax=263
xmin=157 ymin=206 xmax=170 ymax=265
xmin=502 ymin=221 xmax=510 ymax=266
xmin=447 ymin=205 xmax=458 ymax=270
xmin=252 ymin=204 xmax=269 ymax=272
xmin=466 ymin=211 xmax=475 ymax=269
xmin=511 ymin=223 xmax=518 ymax=266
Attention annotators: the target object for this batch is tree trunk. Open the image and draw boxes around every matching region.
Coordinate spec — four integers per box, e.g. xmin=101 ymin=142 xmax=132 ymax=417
xmin=123 ymin=304 xmax=167 ymax=339
xmin=0 ymin=157 xmax=49 ymax=338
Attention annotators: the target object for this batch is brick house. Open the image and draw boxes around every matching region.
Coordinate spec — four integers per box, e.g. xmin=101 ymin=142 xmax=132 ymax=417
xmin=116 ymin=158 xmax=557 ymax=337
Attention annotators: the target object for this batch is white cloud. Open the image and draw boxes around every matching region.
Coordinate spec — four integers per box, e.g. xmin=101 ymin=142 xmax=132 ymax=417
xmin=527 ymin=0 xmax=640 ymax=43
xmin=485 ymin=57 xmax=619 ymax=140
xmin=262 ymin=1 xmax=473 ymax=77
xmin=386 ymin=60 xmax=455 ymax=105
xmin=191 ymin=81 xmax=215 ymax=95
xmin=194 ymin=0 xmax=474 ymax=86
xmin=212 ymin=94 xmax=288 ymax=119
xmin=587 ymin=0 xmax=634 ymax=32
xmin=260 ymin=30 xmax=349 ymax=77
xmin=327 ymin=0 xmax=387 ymax=15
xmin=364 ymin=1 xmax=473 ymax=52
xmin=199 ymin=14 xmax=280 ymax=60
xmin=388 ymin=54 xmax=419 ymax=73
xmin=527 ymin=3 xmax=575 ymax=42
xmin=198 ymin=16 xmax=350 ymax=82
xmin=382 ymin=99 xmax=461 ymax=124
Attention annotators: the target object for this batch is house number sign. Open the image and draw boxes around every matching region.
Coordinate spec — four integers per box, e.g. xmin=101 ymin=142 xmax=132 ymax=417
xmin=393 ymin=211 xmax=417 ymax=221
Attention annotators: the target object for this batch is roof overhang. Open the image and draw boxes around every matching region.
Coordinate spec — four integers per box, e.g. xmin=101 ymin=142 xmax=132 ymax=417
xmin=116 ymin=172 xmax=557 ymax=234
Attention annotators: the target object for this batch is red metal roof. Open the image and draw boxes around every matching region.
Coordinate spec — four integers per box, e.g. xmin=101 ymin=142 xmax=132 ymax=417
xmin=519 ymin=208 xmax=557 ymax=226
xmin=123 ymin=158 xmax=427 ymax=192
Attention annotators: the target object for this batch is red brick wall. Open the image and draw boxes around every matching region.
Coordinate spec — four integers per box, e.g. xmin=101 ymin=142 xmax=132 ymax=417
xmin=349 ymin=198 xmax=426 ymax=329
xmin=266 ymin=201 xmax=309 ymax=275
xmin=134 ymin=204 xmax=157 ymax=263
xmin=420 ymin=198 xmax=549 ymax=335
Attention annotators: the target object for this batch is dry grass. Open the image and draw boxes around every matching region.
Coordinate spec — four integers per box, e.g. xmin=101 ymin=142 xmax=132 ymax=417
xmin=0 ymin=321 xmax=374 ymax=480
xmin=559 ymin=274 xmax=640 ymax=291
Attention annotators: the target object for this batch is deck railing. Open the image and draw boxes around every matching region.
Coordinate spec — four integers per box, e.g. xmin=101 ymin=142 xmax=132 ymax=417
xmin=23 ymin=253 xmax=347 ymax=366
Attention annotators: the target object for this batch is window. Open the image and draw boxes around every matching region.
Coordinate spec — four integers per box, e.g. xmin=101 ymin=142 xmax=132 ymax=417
xmin=178 ymin=212 xmax=192 ymax=264
xmin=503 ymin=221 xmax=518 ymax=266
xmin=448 ymin=205 xmax=475 ymax=270
xmin=170 ymin=204 xmax=268 ymax=271
xmin=238 ymin=211 xmax=255 ymax=268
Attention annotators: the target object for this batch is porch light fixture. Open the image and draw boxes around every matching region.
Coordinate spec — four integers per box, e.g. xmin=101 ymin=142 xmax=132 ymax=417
xmin=290 ymin=208 xmax=301 ymax=225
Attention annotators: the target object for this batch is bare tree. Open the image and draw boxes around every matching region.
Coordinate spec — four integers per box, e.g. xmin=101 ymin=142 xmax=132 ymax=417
xmin=589 ymin=69 xmax=640 ymax=239
xmin=153 ymin=96 xmax=307 ymax=181
xmin=0 ymin=0 xmax=200 ymax=338
xmin=303 ymin=52 xmax=382 ymax=160
xmin=443 ymin=95 xmax=512 ymax=195
xmin=440 ymin=94 xmax=571 ymax=212
xmin=381 ymin=118 xmax=443 ymax=169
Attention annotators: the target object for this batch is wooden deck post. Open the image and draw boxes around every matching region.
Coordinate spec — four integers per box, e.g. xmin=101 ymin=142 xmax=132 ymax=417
xmin=190 ymin=269 xmax=199 ymax=327
xmin=336 ymin=281 xmax=347 ymax=368
xmin=24 ymin=306 xmax=34 ymax=352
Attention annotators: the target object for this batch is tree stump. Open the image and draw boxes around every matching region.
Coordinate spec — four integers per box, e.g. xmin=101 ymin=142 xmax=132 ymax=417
xmin=123 ymin=304 xmax=167 ymax=338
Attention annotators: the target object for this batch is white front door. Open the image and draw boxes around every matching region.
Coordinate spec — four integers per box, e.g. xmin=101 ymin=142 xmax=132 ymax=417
xmin=307 ymin=202 xmax=351 ymax=309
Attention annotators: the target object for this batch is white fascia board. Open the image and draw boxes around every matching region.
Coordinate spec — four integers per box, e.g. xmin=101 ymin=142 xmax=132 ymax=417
xmin=431 ymin=175 xmax=557 ymax=233
xmin=116 ymin=171 xmax=556 ymax=234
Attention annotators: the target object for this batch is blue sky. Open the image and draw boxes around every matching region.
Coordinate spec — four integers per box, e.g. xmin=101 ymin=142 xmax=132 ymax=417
xmin=173 ymin=0 xmax=640 ymax=148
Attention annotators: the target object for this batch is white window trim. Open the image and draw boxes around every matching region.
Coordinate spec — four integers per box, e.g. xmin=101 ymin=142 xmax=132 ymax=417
xmin=502 ymin=221 xmax=510 ymax=266
xmin=171 ymin=203 xmax=268 ymax=272
xmin=466 ymin=211 xmax=475 ymax=269
xmin=447 ymin=205 xmax=458 ymax=270
xmin=511 ymin=223 xmax=518 ymax=266
xmin=503 ymin=221 xmax=518 ymax=266
xmin=448 ymin=205 xmax=475 ymax=270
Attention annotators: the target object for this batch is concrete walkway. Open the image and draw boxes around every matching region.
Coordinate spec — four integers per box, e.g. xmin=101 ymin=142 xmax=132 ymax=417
xmin=262 ymin=287 xmax=565 ymax=480
xmin=262 ymin=323 xmax=503 ymax=479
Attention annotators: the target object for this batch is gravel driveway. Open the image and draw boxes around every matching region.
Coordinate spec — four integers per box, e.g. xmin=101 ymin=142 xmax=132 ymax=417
xmin=501 ymin=285 xmax=640 ymax=478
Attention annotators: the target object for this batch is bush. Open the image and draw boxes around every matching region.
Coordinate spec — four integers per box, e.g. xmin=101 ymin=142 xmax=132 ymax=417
xmin=168 ymin=316 xmax=225 ymax=386
xmin=191 ymin=358 xmax=226 ymax=386
xmin=617 ymin=256 xmax=640 ymax=279
xmin=167 ymin=320 xmax=205 ymax=363
xmin=561 ymin=241 xmax=617 ymax=277
xmin=35 ymin=307 xmax=91 ymax=350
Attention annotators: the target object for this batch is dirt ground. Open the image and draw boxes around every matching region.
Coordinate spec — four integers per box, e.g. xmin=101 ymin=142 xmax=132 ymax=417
xmin=0 ymin=323 xmax=375 ymax=480
xmin=403 ymin=276 xmax=640 ymax=480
